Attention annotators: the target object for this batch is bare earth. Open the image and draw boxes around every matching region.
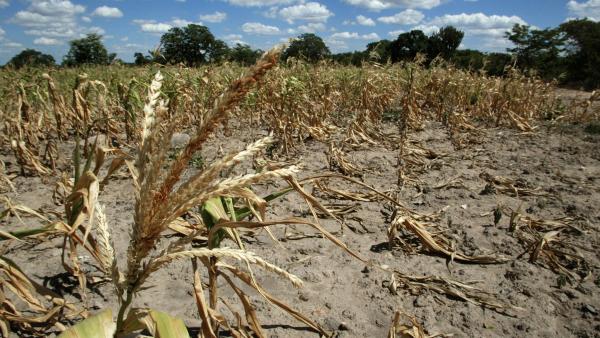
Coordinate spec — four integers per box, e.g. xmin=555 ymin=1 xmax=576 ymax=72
xmin=3 ymin=116 xmax=600 ymax=337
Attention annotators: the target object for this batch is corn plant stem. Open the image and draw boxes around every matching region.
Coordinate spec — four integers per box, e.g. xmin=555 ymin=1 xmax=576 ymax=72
xmin=116 ymin=289 xmax=134 ymax=333
xmin=208 ymin=257 xmax=218 ymax=332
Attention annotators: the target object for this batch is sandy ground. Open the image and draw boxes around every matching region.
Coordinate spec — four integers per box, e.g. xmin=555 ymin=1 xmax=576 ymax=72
xmin=2 ymin=114 xmax=600 ymax=337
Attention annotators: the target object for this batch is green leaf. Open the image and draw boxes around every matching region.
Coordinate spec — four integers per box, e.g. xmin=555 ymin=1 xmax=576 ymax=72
xmin=0 ymin=223 xmax=57 ymax=241
xmin=148 ymin=310 xmax=190 ymax=338
xmin=200 ymin=197 xmax=229 ymax=248
xmin=201 ymin=197 xmax=229 ymax=227
xmin=58 ymin=309 xmax=115 ymax=338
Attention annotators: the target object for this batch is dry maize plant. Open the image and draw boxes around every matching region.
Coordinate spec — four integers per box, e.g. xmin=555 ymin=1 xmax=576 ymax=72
xmin=0 ymin=197 xmax=86 ymax=337
xmin=39 ymin=47 xmax=368 ymax=338
xmin=251 ymin=61 xmax=339 ymax=153
xmin=503 ymin=205 xmax=591 ymax=282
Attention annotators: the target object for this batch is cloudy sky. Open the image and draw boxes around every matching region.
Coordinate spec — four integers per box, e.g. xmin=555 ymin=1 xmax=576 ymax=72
xmin=0 ymin=0 xmax=598 ymax=64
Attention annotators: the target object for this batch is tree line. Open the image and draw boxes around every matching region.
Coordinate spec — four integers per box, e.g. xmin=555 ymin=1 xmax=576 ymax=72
xmin=4 ymin=19 xmax=600 ymax=89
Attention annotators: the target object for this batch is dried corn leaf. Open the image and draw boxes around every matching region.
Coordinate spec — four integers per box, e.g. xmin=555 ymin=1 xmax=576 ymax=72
xmin=390 ymin=216 xmax=508 ymax=264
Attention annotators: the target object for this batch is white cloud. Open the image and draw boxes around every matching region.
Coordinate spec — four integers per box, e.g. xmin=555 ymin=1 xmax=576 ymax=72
xmin=12 ymin=1 xmax=85 ymax=27
xmin=28 ymin=0 xmax=85 ymax=16
xmin=427 ymin=12 xmax=526 ymax=31
xmin=88 ymin=26 xmax=105 ymax=35
xmin=331 ymin=32 xmax=359 ymax=39
xmin=81 ymin=16 xmax=91 ymax=22
xmin=3 ymin=41 xmax=23 ymax=48
xmin=356 ymin=15 xmax=376 ymax=26
xmin=296 ymin=22 xmax=326 ymax=33
xmin=199 ymin=11 xmax=227 ymax=23
xmin=377 ymin=9 xmax=424 ymax=24
xmin=171 ymin=18 xmax=197 ymax=26
xmin=92 ymin=6 xmax=123 ymax=18
xmin=412 ymin=13 xmax=528 ymax=51
xmin=242 ymin=22 xmax=281 ymax=35
xmin=24 ymin=28 xmax=76 ymax=38
xmin=410 ymin=24 xmax=439 ymax=35
xmin=134 ymin=18 xmax=202 ymax=33
xmin=0 ymin=27 xmax=4 ymax=38
xmin=9 ymin=0 xmax=92 ymax=43
xmin=362 ymin=32 xmax=380 ymax=39
xmin=140 ymin=22 xmax=173 ymax=33
xmin=388 ymin=29 xmax=404 ymax=37
xmin=224 ymin=33 xmax=243 ymax=40
xmin=0 ymin=0 xmax=8 ymax=8
xmin=330 ymin=31 xmax=380 ymax=40
xmin=416 ymin=13 xmax=522 ymax=36
xmin=34 ymin=37 xmax=62 ymax=45
xmin=278 ymin=2 xmax=333 ymax=23
xmin=343 ymin=0 xmax=440 ymax=11
xmin=327 ymin=39 xmax=349 ymax=50
xmin=567 ymin=0 xmax=600 ymax=21
xmin=225 ymin=0 xmax=296 ymax=6
xmin=223 ymin=34 xmax=246 ymax=45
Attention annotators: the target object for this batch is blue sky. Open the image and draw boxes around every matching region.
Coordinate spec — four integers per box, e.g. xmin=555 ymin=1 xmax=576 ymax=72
xmin=0 ymin=0 xmax=598 ymax=64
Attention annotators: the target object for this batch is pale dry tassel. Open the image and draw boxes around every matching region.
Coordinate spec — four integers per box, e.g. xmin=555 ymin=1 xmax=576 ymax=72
xmin=94 ymin=203 xmax=115 ymax=274
xmin=140 ymin=71 xmax=163 ymax=145
xmin=139 ymin=248 xmax=302 ymax=290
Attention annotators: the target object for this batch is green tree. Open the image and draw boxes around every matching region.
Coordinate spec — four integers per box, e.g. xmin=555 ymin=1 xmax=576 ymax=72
xmin=390 ymin=30 xmax=429 ymax=62
xmin=428 ymin=26 xmax=464 ymax=60
xmin=505 ymin=24 xmax=566 ymax=80
xmin=63 ymin=34 xmax=110 ymax=66
xmin=208 ymin=39 xmax=230 ymax=63
xmin=484 ymin=53 xmax=513 ymax=76
xmin=365 ymin=39 xmax=392 ymax=63
xmin=560 ymin=19 xmax=600 ymax=89
xmin=228 ymin=44 xmax=263 ymax=66
xmin=134 ymin=52 xmax=152 ymax=66
xmin=160 ymin=24 xmax=227 ymax=66
xmin=451 ymin=49 xmax=485 ymax=71
xmin=7 ymin=49 xmax=55 ymax=69
xmin=281 ymin=33 xmax=330 ymax=63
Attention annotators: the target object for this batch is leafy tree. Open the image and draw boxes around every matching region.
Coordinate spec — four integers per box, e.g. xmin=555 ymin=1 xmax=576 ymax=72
xmin=108 ymin=53 xmax=117 ymax=64
xmin=63 ymin=34 xmax=110 ymax=66
xmin=560 ymin=19 xmax=600 ymax=89
xmin=428 ymin=26 xmax=464 ymax=60
xmin=208 ymin=39 xmax=230 ymax=63
xmin=281 ymin=33 xmax=330 ymax=63
xmin=505 ymin=24 xmax=566 ymax=80
xmin=331 ymin=51 xmax=365 ymax=66
xmin=134 ymin=52 xmax=152 ymax=66
xmin=390 ymin=30 xmax=429 ymax=62
xmin=450 ymin=50 xmax=513 ymax=76
xmin=7 ymin=49 xmax=55 ymax=69
xmin=451 ymin=49 xmax=485 ymax=71
xmin=228 ymin=43 xmax=263 ymax=66
xmin=160 ymin=24 xmax=227 ymax=66
xmin=365 ymin=39 xmax=392 ymax=63
xmin=484 ymin=53 xmax=513 ymax=76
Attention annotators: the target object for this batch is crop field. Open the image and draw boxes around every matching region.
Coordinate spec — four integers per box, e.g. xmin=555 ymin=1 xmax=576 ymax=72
xmin=1 ymin=49 xmax=600 ymax=337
